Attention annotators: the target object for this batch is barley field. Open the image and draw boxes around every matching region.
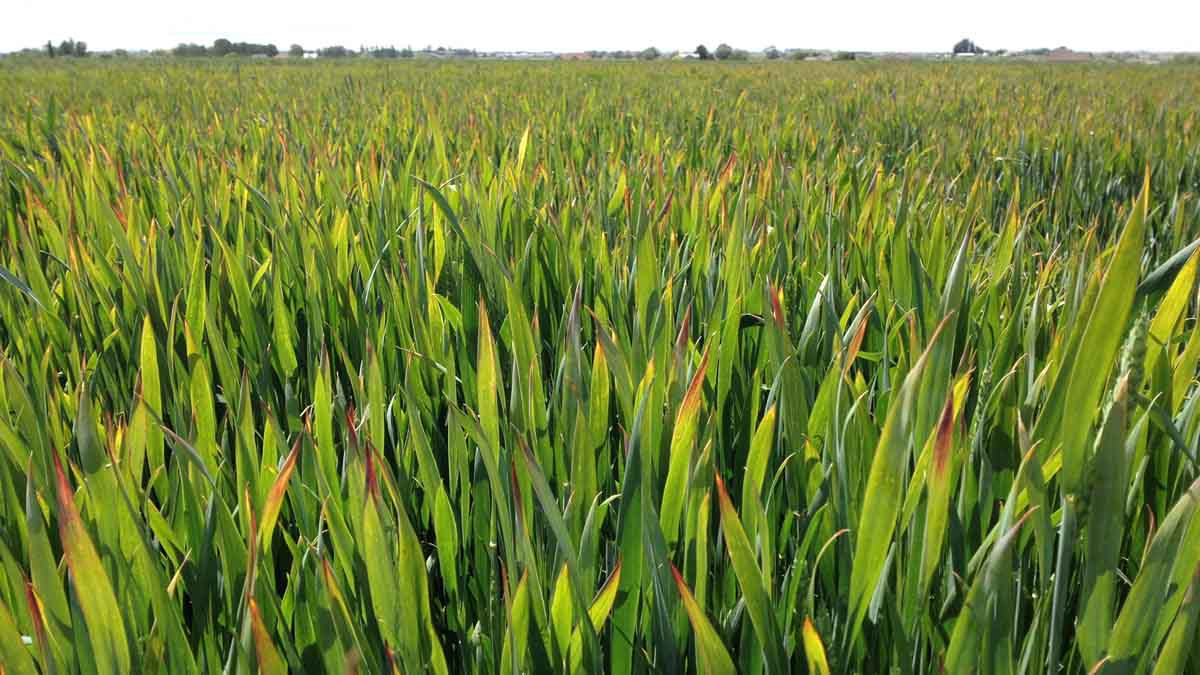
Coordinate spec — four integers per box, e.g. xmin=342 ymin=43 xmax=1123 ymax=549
xmin=1 ymin=59 xmax=1200 ymax=674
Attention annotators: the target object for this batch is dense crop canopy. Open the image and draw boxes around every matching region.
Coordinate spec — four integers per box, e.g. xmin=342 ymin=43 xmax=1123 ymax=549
xmin=1 ymin=59 xmax=1199 ymax=673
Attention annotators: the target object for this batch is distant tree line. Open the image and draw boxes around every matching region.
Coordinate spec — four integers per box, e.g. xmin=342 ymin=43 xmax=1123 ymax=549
xmin=171 ymin=43 xmax=209 ymax=57
xmin=365 ymin=46 xmax=416 ymax=59
xmin=582 ymin=50 xmax=647 ymax=59
xmin=317 ymin=45 xmax=415 ymax=58
xmin=13 ymin=38 xmax=889 ymax=63
xmin=693 ymin=44 xmax=753 ymax=61
xmin=173 ymin=39 xmax=278 ymax=57
xmin=953 ymin=38 xmax=985 ymax=55
xmin=44 ymin=39 xmax=87 ymax=57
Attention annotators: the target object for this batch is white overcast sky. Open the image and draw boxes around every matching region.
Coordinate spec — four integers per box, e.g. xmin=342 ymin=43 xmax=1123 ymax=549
xmin=3 ymin=0 xmax=1197 ymax=54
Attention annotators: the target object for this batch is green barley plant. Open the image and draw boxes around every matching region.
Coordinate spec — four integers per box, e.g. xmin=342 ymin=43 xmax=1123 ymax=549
xmin=1 ymin=58 xmax=1199 ymax=673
